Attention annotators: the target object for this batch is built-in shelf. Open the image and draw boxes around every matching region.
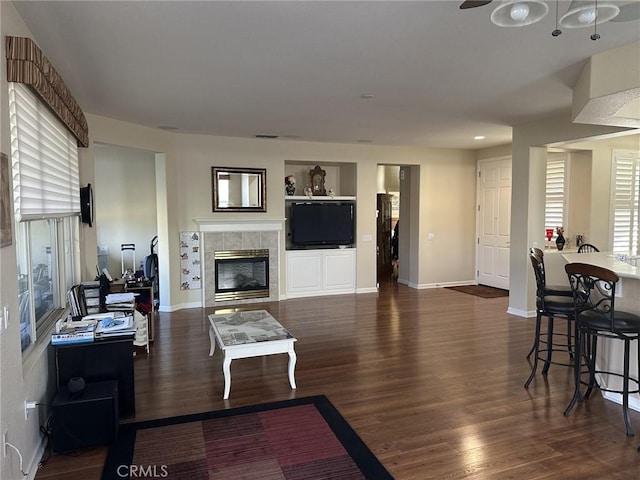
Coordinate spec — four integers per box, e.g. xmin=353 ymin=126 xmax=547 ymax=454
xmin=285 ymin=195 xmax=356 ymax=201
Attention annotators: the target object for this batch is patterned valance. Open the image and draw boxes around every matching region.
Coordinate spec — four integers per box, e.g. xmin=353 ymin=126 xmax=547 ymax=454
xmin=5 ymin=36 xmax=88 ymax=148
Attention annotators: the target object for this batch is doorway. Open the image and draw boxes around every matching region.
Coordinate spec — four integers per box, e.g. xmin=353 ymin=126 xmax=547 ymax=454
xmin=476 ymin=157 xmax=511 ymax=290
xmin=94 ymin=144 xmax=158 ymax=282
xmin=376 ymin=165 xmax=400 ymax=285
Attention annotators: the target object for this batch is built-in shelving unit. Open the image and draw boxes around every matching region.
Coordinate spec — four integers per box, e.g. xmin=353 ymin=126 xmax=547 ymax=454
xmin=284 ymin=161 xmax=357 ymax=298
xmin=285 ymin=195 xmax=356 ymax=201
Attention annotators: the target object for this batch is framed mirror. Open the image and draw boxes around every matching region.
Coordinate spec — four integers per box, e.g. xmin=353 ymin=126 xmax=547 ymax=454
xmin=212 ymin=167 xmax=266 ymax=212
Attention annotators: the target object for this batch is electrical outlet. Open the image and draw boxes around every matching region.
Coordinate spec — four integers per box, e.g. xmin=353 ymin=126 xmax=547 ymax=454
xmin=3 ymin=430 xmax=7 ymax=457
xmin=24 ymin=400 xmax=37 ymax=420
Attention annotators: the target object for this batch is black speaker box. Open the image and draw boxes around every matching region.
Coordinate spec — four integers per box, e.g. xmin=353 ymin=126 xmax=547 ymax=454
xmin=51 ymin=380 xmax=119 ymax=452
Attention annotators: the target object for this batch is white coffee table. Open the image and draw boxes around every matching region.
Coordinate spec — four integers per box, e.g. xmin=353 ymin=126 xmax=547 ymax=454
xmin=208 ymin=310 xmax=297 ymax=399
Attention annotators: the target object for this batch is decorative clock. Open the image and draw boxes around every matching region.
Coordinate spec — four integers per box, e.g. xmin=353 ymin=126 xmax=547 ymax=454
xmin=309 ymin=165 xmax=326 ymax=196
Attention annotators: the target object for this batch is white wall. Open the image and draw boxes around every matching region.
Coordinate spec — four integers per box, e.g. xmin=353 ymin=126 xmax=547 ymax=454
xmin=79 ymin=116 xmax=479 ymax=310
xmin=94 ymin=144 xmax=157 ymax=278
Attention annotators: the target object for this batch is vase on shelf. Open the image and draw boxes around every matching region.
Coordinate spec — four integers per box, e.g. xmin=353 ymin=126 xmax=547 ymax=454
xmin=285 ymin=184 xmax=296 ymax=196
xmin=556 ymin=234 xmax=565 ymax=251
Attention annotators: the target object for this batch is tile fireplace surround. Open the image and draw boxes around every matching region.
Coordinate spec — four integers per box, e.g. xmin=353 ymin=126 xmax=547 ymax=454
xmin=194 ymin=219 xmax=284 ymax=307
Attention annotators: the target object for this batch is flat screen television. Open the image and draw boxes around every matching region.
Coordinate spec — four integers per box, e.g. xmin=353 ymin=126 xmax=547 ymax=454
xmin=290 ymin=202 xmax=355 ymax=247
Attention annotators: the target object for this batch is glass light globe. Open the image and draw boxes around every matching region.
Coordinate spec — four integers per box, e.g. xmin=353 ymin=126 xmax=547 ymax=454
xmin=510 ymin=3 xmax=530 ymax=22
xmin=578 ymin=8 xmax=596 ymax=24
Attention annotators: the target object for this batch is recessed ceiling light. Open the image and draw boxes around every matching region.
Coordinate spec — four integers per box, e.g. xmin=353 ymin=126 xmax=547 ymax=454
xmin=360 ymin=94 xmax=376 ymax=99
xmin=474 ymin=135 xmax=486 ymax=140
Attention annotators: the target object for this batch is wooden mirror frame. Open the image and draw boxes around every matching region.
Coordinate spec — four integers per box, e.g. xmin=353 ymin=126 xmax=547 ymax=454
xmin=212 ymin=166 xmax=267 ymax=212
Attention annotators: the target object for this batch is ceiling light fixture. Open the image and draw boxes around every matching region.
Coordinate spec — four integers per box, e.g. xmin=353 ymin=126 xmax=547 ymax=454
xmin=551 ymin=0 xmax=562 ymax=36
xmin=490 ymin=0 xmax=549 ymax=27
xmin=560 ymin=0 xmax=619 ymax=28
xmin=474 ymin=135 xmax=486 ymax=140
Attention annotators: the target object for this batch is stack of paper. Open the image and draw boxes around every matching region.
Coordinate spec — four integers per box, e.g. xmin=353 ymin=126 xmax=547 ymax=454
xmin=105 ymin=292 xmax=136 ymax=311
xmin=52 ymin=321 xmax=95 ymax=345
xmin=95 ymin=315 xmax=135 ymax=337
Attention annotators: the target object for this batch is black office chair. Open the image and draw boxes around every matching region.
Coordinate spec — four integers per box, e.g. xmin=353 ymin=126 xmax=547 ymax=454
xmin=563 ymin=262 xmax=640 ymax=436
xmin=524 ymin=253 xmax=576 ymax=388
xmin=577 ymin=243 xmax=599 ymax=253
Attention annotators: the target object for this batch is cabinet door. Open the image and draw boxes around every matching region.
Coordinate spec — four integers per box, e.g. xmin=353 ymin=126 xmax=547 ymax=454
xmin=286 ymin=251 xmax=323 ymax=296
xmin=323 ymin=250 xmax=355 ymax=291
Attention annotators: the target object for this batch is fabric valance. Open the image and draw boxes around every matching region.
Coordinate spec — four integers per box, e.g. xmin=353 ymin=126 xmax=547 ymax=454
xmin=5 ymin=36 xmax=89 ymax=148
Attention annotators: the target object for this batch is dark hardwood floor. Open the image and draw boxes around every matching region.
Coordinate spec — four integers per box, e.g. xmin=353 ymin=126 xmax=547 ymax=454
xmin=36 ymin=280 xmax=640 ymax=479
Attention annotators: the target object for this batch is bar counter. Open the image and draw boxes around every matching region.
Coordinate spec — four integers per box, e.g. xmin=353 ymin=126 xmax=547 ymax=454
xmin=561 ymin=251 xmax=640 ymax=412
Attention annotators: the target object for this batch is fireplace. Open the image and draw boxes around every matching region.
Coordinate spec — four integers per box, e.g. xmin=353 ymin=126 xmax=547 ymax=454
xmin=214 ymin=249 xmax=269 ymax=301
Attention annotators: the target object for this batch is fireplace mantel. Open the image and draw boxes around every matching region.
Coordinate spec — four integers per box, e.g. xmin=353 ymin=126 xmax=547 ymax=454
xmin=194 ymin=218 xmax=285 ymax=233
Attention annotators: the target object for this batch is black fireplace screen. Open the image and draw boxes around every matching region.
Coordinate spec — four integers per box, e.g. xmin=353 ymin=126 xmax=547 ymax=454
xmin=214 ymin=249 xmax=269 ymax=301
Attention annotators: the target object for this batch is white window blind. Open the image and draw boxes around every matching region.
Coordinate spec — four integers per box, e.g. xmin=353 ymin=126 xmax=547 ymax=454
xmin=611 ymin=151 xmax=640 ymax=254
xmin=544 ymin=155 xmax=566 ymax=232
xmin=8 ymin=82 xmax=80 ymax=221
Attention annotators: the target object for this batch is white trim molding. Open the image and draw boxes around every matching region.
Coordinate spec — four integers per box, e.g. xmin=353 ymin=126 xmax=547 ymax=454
xmin=193 ymin=218 xmax=285 ymax=232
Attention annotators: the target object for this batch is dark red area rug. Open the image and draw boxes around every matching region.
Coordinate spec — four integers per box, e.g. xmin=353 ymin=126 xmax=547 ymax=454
xmin=102 ymin=395 xmax=393 ymax=480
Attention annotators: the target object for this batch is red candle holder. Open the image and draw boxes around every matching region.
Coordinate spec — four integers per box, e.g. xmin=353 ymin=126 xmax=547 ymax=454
xmin=545 ymin=229 xmax=554 ymax=241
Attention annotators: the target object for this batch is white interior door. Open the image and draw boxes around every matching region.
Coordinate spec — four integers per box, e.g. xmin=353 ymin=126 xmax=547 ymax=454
xmin=477 ymin=158 xmax=511 ymax=290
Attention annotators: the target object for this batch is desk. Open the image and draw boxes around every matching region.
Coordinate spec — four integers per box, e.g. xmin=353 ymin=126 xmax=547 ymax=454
xmin=54 ymin=337 xmax=135 ymax=418
xmin=562 ymin=251 xmax=640 ymax=411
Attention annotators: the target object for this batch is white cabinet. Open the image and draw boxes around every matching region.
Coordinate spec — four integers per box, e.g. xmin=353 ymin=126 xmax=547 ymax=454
xmin=286 ymin=248 xmax=356 ymax=298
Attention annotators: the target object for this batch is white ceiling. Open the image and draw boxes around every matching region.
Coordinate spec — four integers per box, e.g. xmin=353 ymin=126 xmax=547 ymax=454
xmin=12 ymin=0 xmax=640 ymax=149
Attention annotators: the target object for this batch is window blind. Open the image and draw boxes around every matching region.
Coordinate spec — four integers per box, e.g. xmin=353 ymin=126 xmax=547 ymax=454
xmin=8 ymin=82 xmax=80 ymax=221
xmin=612 ymin=151 xmax=640 ymax=254
xmin=544 ymin=155 xmax=566 ymax=232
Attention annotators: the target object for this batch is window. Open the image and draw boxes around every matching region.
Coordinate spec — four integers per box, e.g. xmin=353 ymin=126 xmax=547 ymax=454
xmin=9 ymin=82 xmax=81 ymax=353
xmin=544 ymin=154 xmax=567 ymax=233
xmin=611 ymin=150 xmax=640 ymax=255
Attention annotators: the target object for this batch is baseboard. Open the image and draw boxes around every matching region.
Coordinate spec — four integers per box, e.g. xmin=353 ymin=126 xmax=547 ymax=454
xmin=507 ymin=307 xmax=533 ymax=318
xmin=414 ymin=280 xmax=477 ymax=289
xmin=356 ymin=287 xmax=378 ymax=294
xmin=602 ymin=391 xmax=640 ymax=413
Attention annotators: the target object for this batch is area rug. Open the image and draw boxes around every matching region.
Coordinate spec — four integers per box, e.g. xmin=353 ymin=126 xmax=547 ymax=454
xmin=102 ymin=395 xmax=393 ymax=480
xmin=446 ymin=284 xmax=509 ymax=298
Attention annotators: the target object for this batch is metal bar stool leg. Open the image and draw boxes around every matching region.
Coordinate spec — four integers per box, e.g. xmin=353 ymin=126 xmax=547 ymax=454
xmin=524 ymin=312 xmax=543 ymax=389
xmin=542 ymin=316 xmax=554 ymax=375
xmin=564 ymin=326 xmax=583 ymax=417
xmin=622 ymin=339 xmax=634 ymax=436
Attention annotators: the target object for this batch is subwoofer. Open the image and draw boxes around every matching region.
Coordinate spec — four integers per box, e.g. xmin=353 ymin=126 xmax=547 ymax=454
xmin=51 ymin=380 xmax=118 ymax=452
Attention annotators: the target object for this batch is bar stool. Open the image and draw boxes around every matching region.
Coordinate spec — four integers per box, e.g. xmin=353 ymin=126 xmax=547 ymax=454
xmin=577 ymin=243 xmax=599 ymax=253
xmin=524 ymin=253 xmax=575 ymax=388
xmin=564 ymin=262 xmax=640 ymax=436
xmin=526 ymin=248 xmax=573 ymax=359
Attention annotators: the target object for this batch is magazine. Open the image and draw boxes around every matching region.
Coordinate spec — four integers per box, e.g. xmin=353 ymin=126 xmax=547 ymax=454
xmin=95 ymin=315 xmax=134 ymax=334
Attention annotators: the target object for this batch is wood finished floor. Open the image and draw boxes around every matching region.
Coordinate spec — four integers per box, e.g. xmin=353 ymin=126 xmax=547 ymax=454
xmin=35 ymin=281 xmax=640 ymax=479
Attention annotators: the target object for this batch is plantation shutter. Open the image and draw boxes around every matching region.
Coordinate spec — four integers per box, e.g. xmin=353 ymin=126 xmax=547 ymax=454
xmin=544 ymin=155 xmax=566 ymax=232
xmin=8 ymin=82 xmax=80 ymax=221
xmin=611 ymin=151 xmax=640 ymax=254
